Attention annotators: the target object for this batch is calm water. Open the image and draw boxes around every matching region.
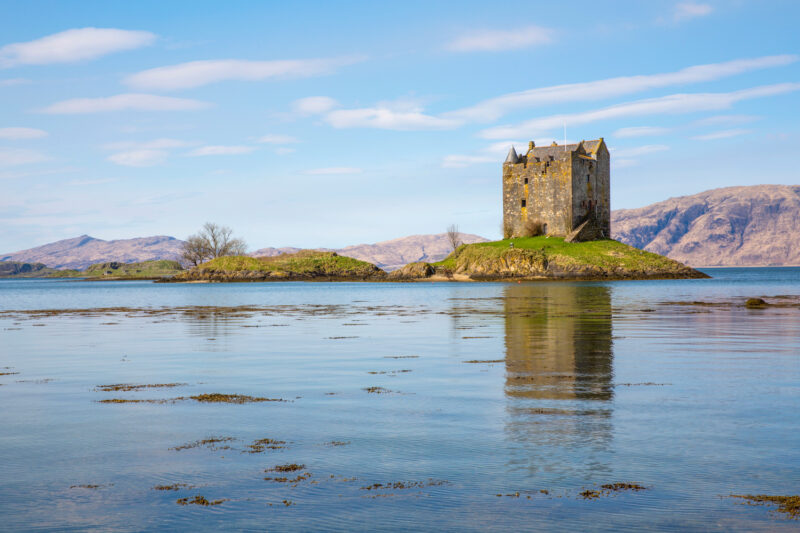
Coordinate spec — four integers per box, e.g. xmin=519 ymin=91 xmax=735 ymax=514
xmin=1 ymin=269 xmax=799 ymax=531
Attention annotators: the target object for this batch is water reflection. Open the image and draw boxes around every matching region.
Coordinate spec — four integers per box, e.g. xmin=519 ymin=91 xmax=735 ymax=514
xmin=502 ymin=284 xmax=615 ymax=479
xmin=504 ymin=284 xmax=614 ymax=401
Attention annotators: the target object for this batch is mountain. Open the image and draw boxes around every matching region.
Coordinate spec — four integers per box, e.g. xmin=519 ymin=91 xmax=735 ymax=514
xmin=0 ymin=235 xmax=184 ymax=270
xmin=2 ymin=233 xmax=489 ymax=272
xmin=251 ymin=233 xmax=489 ymax=271
xmin=611 ymin=185 xmax=800 ymax=267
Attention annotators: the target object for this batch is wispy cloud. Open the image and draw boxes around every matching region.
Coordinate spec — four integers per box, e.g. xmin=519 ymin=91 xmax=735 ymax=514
xmin=40 ymin=93 xmax=210 ymax=114
xmin=0 ymin=147 xmax=49 ymax=166
xmin=442 ymin=154 xmax=496 ymax=168
xmin=691 ymin=114 xmax=758 ymax=126
xmin=103 ymin=138 xmax=193 ymax=150
xmin=256 ymin=134 xmax=299 ymax=144
xmin=107 ymin=149 xmax=168 ymax=167
xmin=0 ymin=28 xmax=155 ymax=68
xmin=691 ymin=129 xmax=751 ymax=141
xmin=105 ymin=139 xmax=195 ymax=167
xmin=613 ymin=126 xmax=670 ymax=138
xmin=305 ymin=167 xmax=362 ymax=175
xmin=292 ymin=96 xmax=339 ymax=115
xmin=674 ymin=2 xmax=713 ymax=21
xmin=325 ymin=100 xmax=459 ymax=130
xmin=447 ymin=55 xmax=797 ymax=122
xmin=0 ymin=127 xmax=48 ymax=140
xmin=68 ymin=177 xmax=118 ymax=186
xmin=125 ymin=56 xmax=365 ymax=91
xmin=446 ymin=25 xmax=555 ymax=52
xmin=479 ymin=83 xmax=800 ymax=139
xmin=186 ymin=145 xmax=255 ymax=156
xmin=0 ymin=78 xmax=30 ymax=87
xmin=612 ymin=145 xmax=670 ymax=157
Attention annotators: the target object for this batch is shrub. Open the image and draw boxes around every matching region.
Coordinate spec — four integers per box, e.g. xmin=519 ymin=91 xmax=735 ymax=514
xmin=521 ymin=219 xmax=545 ymax=237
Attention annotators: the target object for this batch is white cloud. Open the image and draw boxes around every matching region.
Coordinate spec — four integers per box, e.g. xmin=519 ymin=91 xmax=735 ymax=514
xmin=0 ymin=28 xmax=155 ymax=68
xmin=691 ymin=114 xmax=758 ymax=126
xmin=612 ymin=145 xmax=669 ymax=157
xmin=614 ymin=159 xmax=639 ymax=169
xmin=186 ymin=145 xmax=255 ymax=156
xmin=674 ymin=3 xmax=713 ymax=21
xmin=0 ymin=127 xmax=48 ymax=140
xmin=305 ymin=167 xmax=362 ymax=175
xmin=125 ymin=56 xmax=364 ymax=90
xmin=691 ymin=129 xmax=751 ymax=141
xmin=68 ymin=178 xmax=118 ymax=186
xmin=446 ymin=25 xmax=554 ymax=52
xmin=292 ymin=96 xmax=339 ymax=115
xmin=442 ymin=155 xmax=496 ymax=168
xmin=0 ymin=78 xmax=30 ymax=87
xmin=256 ymin=134 xmax=299 ymax=144
xmin=325 ymin=106 xmax=460 ymax=131
xmin=613 ymin=126 xmax=670 ymax=138
xmin=40 ymin=93 xmax=210 ymax=114
xmin=103 ymin=138 xmax=193 ymax=150
xmin=479 ymin=82 xmax=800 ymax=139
xmin=447 ymin=55 xmax=797 ymax=122
xmin=107 ymin=149 xmax=168 ymax=167
xmin=0 ymin=147 xmax=49 ymax=166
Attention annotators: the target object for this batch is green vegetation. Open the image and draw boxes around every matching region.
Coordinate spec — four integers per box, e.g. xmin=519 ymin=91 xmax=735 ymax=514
xmin=1 ymin=259 xmax=182 ymax=279
xmin=435 ymin=237 xmax=687 ymax=271
xmin=0 ymin=261 xmax=63 ymax=278
xmin=201 ymin=251 xmax=379 ymax=276
xmin=418 ymin=237 xmax=708 ymax=280
xmin=173 ymin=250 xmax=385 ymax=281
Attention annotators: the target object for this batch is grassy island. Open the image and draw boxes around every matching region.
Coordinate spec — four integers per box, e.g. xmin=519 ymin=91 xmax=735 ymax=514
xmin=0 ymin=260 xmax=183 ymax=280
xmin=168 ymin=250 xmax=385 ymax=282
xmin=389 ymin=237 xmax=708 ymax=281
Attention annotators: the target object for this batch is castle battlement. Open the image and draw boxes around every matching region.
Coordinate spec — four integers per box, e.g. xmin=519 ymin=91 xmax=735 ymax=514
xmin=502 ymin=138 xmax=610 ymax=238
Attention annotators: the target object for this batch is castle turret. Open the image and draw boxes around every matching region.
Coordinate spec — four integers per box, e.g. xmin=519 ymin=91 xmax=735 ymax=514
xmin=505 ymin=146 xmax=519 ymax=164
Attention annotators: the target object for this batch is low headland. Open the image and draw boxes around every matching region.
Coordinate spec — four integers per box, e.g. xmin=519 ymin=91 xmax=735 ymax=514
xmin=166 ymin=238 xmax=707 ymax=282
xmin=0 ymin=260 xmax=183 ymax=280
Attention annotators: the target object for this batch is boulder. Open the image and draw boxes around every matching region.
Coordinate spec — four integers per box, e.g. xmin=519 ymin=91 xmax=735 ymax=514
xmin=387 ymin=262 xmax=434 ymax=280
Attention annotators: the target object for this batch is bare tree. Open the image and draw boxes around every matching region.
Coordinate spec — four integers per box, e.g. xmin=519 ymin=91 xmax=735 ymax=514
xmin=446 ymin=224 xmax=461 ymax=251
xmin=181 ymin=222 xmax=247 ymax=266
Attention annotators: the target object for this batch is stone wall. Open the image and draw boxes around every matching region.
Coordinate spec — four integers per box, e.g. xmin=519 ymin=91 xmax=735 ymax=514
xmin=503 ymin=140 xmax=610 ymax=239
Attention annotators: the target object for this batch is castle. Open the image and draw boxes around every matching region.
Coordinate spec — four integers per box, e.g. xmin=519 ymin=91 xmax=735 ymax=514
xmin=502 ymin=138 xmax=610 ymax=240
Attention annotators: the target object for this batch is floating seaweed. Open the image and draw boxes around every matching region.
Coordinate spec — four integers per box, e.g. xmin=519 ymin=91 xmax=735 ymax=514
xmin=732 ymin=494 xmax=800 ymax=519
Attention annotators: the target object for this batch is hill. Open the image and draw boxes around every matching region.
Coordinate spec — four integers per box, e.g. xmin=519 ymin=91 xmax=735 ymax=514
xmin=0 ymin=261 xmax=62 ymax=278
xmin=389 ymin=237 xmax=706 ymax=281
xmin=611 ymin=185 xmax=800 ymax=267
xmin=0 ymin=235 xmax=184 ymax=270
xmin=171 ymin=251 xmax=384 ymax=282
xmin=250 ymin=233 xmax=489 ymax=271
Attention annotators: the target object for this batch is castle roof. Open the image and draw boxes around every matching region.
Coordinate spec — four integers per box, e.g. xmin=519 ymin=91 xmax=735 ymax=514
xmin=522 ymin=139 xmax=605 ymax=161
xmin=504 ymin=146 xmax=519 ymax=164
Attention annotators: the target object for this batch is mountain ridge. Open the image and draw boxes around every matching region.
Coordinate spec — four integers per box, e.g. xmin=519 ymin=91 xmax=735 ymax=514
xmin=611 ymin=184 xmax=800 ymax=266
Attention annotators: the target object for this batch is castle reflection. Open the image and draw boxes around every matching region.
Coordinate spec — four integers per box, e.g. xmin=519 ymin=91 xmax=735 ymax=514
xmin=503 ymin=284 xmax=614 ymax=401
xmin=501 ymin=283 xmax=615 ymax=479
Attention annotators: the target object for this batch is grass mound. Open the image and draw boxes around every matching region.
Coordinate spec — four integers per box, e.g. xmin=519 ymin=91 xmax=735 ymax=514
xmin=177 ymin=250 xmax=384 ymax=281
xmin=432 ymin=237 xmax=706 ymax=280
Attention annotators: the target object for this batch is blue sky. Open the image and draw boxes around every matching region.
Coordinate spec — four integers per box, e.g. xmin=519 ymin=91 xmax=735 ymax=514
xmin=1 ymin=0 xmax=799 ymax=252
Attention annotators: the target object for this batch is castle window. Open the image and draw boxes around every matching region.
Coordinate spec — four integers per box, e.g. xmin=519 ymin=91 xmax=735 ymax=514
xmin=521 ymin=199 xmax=526 ymax=208
xmin=524 ymin=177 xmax=528 ymax=184
xmin=587 ymin=175 xmax=590 ymax=183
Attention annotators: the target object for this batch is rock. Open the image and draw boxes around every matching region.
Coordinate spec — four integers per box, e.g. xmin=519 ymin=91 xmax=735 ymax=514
xmin=387 ymin=262 xmax=434 ymax=280
xmin=745 ymin=298 xmax=769 ymax=308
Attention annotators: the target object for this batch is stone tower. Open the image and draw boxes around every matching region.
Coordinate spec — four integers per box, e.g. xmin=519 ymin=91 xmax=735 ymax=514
xmin=502 ymin=139 xmax=610 ymax=239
